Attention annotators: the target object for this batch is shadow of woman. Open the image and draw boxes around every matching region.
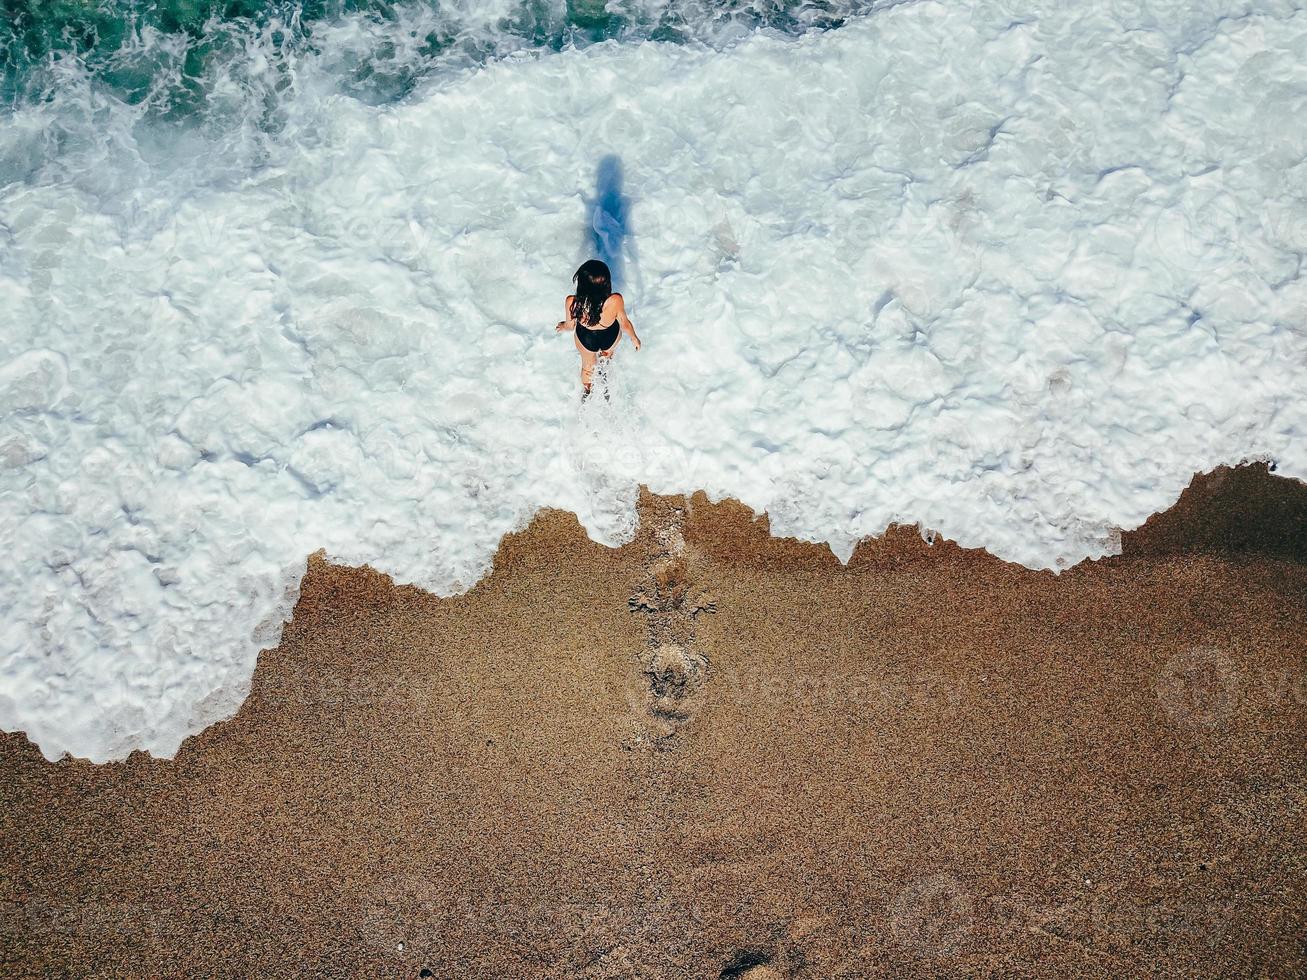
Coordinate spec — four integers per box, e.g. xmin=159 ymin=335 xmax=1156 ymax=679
xmin=579 ymin=154 xmax=642 ymax=295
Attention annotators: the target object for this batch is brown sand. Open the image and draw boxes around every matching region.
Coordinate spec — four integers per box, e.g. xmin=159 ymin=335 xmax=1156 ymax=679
xmin=1 ymin=463 xmax=1304 ymax=978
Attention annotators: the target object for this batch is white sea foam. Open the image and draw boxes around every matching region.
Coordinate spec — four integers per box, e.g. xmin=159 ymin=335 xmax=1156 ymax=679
xmin=2 ymin=0 xmax=1306 ymax=762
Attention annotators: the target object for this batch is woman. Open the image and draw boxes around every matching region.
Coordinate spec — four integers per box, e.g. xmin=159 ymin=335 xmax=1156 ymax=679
xmin=556 ymin=258 xmax=641 ymax=396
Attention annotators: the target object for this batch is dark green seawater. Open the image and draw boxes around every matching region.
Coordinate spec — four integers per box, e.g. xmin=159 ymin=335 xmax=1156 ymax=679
xmin=2 ymin=0 xmax=870 ymax=114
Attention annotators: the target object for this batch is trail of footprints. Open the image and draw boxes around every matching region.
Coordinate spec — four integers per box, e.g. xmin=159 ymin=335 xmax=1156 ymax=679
xmin=611 ymin=507 xmax=806 ymax=980
xmin=625 ymin=505 xmax=716 ymax=741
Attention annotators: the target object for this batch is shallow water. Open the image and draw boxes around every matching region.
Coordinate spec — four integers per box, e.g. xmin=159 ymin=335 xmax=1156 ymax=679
xmin=2 ymin=0 xmax=1306 ymax=761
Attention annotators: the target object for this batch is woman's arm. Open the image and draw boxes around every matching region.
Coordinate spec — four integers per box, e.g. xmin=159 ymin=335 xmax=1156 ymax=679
xmin=556 ymin=294 xmax=576 ymax=332
xmin=612 ymin=293 xmax=641 ymax=350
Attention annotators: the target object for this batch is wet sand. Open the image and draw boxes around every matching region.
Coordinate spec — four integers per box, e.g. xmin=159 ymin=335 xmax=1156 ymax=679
xmin=2 ymin=463 xmax=1305 ymax=978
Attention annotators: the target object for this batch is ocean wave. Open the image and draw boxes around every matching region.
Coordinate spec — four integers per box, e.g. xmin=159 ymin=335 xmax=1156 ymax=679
xmin=2 ymin=0 xmax=884 ymax=115
xmin=1 ymin=0 xmax=1306 ymax=762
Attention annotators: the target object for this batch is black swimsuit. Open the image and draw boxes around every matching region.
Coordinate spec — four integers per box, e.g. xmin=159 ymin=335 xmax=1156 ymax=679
xmin=573 ymin=300 xmax=620 ymax=352
xmin=576 ymin=320 xmax=620 ymax=352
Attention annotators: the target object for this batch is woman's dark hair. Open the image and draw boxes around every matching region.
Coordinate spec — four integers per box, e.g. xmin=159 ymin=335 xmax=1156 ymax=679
xmin=571 ymin=259 xmax=612 ymax=327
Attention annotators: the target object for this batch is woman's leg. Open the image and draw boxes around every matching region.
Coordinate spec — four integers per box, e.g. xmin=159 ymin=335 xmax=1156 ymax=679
xmin=574 ymin=335 xmax=598 ymax=393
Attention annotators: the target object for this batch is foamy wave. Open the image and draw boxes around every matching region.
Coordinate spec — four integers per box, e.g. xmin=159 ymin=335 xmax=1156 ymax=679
xmin=2 ymin=0 xmax=1306 ymax=761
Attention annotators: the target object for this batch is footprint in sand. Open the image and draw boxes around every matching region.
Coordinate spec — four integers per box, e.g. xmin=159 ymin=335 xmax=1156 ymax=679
xmin=646 ymin=643 xmax=707 ymax=721
xmin=615 ymin=643 xmax=707 ymax=741
xmin=628 ymin=556 xmax=716 ymax=619
xmin=622 ymin=508 xmax=717 ymax=740
xmin=719 ymin=950 xmax=783 ymax=979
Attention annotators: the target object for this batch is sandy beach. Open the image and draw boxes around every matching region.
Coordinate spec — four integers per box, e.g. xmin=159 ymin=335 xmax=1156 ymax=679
xmin=5 ymin=1 xmax=1306 ymax=976
xmin=1 ymin=463 xmax=1304 ymax=978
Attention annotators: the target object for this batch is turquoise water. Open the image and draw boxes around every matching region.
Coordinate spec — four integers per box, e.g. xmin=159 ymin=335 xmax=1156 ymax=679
xmin=2 ymin=0 xmax=870 ymax=113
